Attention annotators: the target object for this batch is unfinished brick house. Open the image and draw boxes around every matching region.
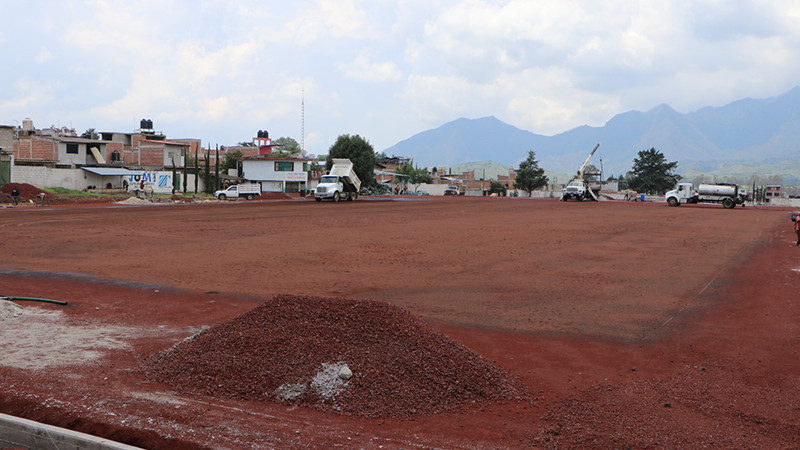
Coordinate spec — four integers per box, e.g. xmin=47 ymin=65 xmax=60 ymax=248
xmin=10 ymin=118 xmax=187 ymax=170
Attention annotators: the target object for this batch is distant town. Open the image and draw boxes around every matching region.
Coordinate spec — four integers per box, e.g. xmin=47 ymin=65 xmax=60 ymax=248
xmin=1 ymin=117 xmax=797 ymax=205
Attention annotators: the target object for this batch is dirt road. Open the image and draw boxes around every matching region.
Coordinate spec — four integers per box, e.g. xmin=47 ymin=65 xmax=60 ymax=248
xmin=1 ymin=197 xmax=798 ymax=448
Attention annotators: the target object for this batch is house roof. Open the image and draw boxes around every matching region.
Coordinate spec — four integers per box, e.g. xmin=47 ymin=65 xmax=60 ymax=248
xmin=81 ymin=167 xmax=137 ymax=176
xmin=241 ymin=155 xmax=314 ymax=161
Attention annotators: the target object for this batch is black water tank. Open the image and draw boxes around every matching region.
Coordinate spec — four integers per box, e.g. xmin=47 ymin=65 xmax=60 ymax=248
xmin=147 ymin=119 xmax=153 ymax=129
xmin=140 ymin=119 xmax=148 ymax=129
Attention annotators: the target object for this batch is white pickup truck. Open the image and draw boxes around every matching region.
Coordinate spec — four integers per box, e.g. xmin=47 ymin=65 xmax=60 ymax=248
xmin=215 ymin=183 xmax=261 ymax=200
xmin=314 ymin=159 xmax=362 ymax=202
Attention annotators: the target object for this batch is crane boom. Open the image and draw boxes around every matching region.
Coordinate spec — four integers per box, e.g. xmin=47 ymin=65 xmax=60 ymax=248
xmin=577 ymin=143 xmax=600 ymax=178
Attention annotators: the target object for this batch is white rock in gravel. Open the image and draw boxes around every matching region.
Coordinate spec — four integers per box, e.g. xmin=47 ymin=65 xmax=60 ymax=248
xmin=275 ymin=383 xmax=306 ymax=401
xmin=338 ymin=365 xmax=353 ymax=380
xmin=312 ymin=362 xmax=350 ymax=400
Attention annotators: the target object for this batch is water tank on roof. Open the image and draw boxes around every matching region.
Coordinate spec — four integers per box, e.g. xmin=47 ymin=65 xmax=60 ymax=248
xmin=147 ymin=119 xmax=153 ymax=129
xmin=22 ymin=118 xmax=34 ymax=131
xmin=140 ymin=119 xmax=148 ymax=129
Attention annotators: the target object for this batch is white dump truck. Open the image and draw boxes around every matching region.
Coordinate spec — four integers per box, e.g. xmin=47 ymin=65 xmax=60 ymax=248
xmin=314 ymin=159 xmax=361 ymax=202
xmin=215 ymin=183 xmax=261 ymax=200
xmin=665 ymin=182 xmax=747 ymax=209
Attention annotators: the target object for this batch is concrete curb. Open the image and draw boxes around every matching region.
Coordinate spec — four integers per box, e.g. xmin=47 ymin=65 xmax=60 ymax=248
xmin=0 ymin=413 xmax=142 ymax=449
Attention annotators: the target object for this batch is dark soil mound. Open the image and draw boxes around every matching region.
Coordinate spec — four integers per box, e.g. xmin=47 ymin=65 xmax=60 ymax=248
xmin=144 ymin=295 xmax=525 ymax=418
xmin=0 ymin=183 xmax=50 ymax=203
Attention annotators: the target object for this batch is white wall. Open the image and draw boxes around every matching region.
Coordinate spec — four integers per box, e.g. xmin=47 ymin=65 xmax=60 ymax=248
xmin=12 ymin=166 xmax=82 ymax=189
xmin=242 ymin=160 xmax=308 ymax=183
xmin=408 ymin=183 xmax=447 ymax=195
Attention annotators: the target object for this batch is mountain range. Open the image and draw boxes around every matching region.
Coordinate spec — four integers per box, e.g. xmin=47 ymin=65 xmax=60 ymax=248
xmin=383 ymin=87 xmax=800 ymax=184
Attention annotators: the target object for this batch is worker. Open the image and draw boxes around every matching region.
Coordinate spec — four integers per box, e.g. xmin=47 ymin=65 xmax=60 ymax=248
xmin=795 ymin=214 xmax=800 ymax=246
xmin=10 ymin=186 xmax=19 ymax=206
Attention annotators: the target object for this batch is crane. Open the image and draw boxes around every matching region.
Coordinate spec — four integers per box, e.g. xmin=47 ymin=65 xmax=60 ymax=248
xmin=577 ymin=143 xmax=600 ymax=180
xmin=561 ymin=143 xmax=601 ymax=202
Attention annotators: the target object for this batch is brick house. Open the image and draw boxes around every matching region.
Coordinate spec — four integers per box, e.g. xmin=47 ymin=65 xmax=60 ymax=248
xmin=10 ymin=118 xmax=187 ymax=170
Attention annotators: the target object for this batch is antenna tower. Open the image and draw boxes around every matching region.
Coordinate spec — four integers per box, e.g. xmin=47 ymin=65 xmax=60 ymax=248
xmin=301 ymin=89 xmax=305 ymax=154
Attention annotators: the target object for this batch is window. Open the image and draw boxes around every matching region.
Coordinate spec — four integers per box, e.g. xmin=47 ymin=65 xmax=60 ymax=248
xmin=111 ymin=151 xmax=121 ymax=162
xmin=66 ymin=143 xmax=79 ymax=154
xmin=303 ymin=162 xmax=308 ymax=171
xmin=275 ymin=161 xmax=293 ymax=171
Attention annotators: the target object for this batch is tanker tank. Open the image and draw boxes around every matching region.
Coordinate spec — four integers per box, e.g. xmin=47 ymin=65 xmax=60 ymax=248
xmin=698 ymin=184 xmax=738 ymax=197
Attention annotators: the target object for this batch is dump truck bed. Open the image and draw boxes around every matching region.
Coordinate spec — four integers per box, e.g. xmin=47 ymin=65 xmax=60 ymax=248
xmin=329 ymin=158 xmax=361 ymax=191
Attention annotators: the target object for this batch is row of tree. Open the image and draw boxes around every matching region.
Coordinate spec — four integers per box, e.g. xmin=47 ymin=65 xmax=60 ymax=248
xmin=325 ymin=134 xmax=683 ymax=196
xmin=513 ymin=148 xmax=680 ymax=196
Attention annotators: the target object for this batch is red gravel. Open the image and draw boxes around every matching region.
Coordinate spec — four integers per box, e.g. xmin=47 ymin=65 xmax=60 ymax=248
xmin=143 ymin=294 xmax=525 ymax=418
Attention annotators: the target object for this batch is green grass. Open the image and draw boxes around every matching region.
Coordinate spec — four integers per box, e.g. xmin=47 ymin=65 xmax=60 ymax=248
xmin=44 ymin=187 xmax=118 ymax=197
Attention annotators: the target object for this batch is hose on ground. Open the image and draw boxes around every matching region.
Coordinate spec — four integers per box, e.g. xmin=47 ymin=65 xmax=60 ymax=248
xmin=1 ymin=296 xmax=68 ymax=306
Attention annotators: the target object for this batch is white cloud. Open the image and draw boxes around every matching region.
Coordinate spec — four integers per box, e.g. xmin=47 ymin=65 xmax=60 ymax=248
xmin=344 ymin=52 xmax=403 ymax=82
xmin=2 ymin=0 xmax=800 ymax=158
xmin=35 ymin=47 xmax=51 ymax=64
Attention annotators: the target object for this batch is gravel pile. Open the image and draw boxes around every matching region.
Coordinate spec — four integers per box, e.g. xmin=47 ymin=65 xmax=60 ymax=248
xmin=143 ymin=295 xmax=524 ymax=418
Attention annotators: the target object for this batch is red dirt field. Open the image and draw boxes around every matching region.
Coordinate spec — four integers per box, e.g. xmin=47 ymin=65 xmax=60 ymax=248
xmin=1 ymin=196 xmax=799 ymax=448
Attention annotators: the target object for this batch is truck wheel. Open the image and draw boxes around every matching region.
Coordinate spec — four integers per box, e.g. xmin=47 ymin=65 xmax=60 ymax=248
xmin=333 ymin=191 xmax=340 ymax=202
xmin=315 ymin=197 xmax=322 ymax=202
xmin=346 ymin=192 xmax=354 ymax=201
xmin=245 ymin=194 xmax=254 ymax=200
xmin=353 ymin=192 xmax=358 ymax=200
xmin=722 ymin=197 xmax=735 ymax=209
xmin=667 ymin=197 xmax=679 ymax=207
xmin=217 ymin=194 xmax=226 ymax=200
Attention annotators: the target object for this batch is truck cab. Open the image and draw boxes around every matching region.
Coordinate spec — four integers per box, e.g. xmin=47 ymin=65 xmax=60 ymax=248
xmin=562 ymin=180 xmax=588 ymax=201
xmin=315 ymin=175 xmax=353 ymax=202
xmin=665 ymin=183 xmax=694 ymax=206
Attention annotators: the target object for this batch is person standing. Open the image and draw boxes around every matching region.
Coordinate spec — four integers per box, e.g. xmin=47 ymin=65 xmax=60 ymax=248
xmin=10 ymin=186 xmax=19 ymax=206
xmin=795 ymin=214 xmax=800 ymax=246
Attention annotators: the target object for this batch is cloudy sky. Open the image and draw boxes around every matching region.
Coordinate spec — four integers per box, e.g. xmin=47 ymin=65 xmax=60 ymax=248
xmin=1 ymin=0 xmax=799 ymax=160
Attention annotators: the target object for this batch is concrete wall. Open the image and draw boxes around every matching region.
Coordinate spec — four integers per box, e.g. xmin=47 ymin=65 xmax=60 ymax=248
xmin=408 ymin=183 xmax=447 ymax=195
xmin=12 ymin=166 xmax=83 ymax=189
xmin=0 ymin=412 xmax=142 ymax=450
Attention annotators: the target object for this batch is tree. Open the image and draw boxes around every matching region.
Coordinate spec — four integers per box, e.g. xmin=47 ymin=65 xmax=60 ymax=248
xmin=514 ymin=151 xmax=549 ymax=197
xmin=583 ymin=164 xmax=599 ymax=182
xmin=204 ymin=150 xmax=211 ymax=194
xmin=628 ymin=148 xmax=680 ymax=194
xmin=395 ymin=164 xmax=432 ymax=191
xmin=220 ymin=150 xmax=243 ymax=173
xmin=326 ymin=134 xmax=376 ymax=187
xmin=273 ymin=137 xmax=302 ymax=156
xmin=489 ymin=181 xmax=506 ymax=196
xmin=214 ymin=147 xmax=220 ymax=192
xmin=81 ymin=128 xmax=99 ymax=140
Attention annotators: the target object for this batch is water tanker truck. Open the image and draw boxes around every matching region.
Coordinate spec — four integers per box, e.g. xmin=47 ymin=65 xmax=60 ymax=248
xmin=314 ymin=158 xmax=361 ymax=202
xmin=665 ymin=182 xmax=747 ymax=209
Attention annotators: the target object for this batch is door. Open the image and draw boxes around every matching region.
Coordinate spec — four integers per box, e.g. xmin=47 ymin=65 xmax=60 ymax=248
xmin=0 ymin=153 xmax=10 ymax=188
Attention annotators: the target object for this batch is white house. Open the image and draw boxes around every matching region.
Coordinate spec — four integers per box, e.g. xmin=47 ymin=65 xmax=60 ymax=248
xmin=240 ymin=156 xmax=312 ymax=193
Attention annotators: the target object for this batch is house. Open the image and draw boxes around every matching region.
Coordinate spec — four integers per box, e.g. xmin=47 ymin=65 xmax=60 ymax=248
xmin=9 ymin=118 xmax=187 ymax=170
xmin=240 ymin=155 xmax=312 ymax=193
xmin=2 ymin=118 xmax=193 ymax=191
